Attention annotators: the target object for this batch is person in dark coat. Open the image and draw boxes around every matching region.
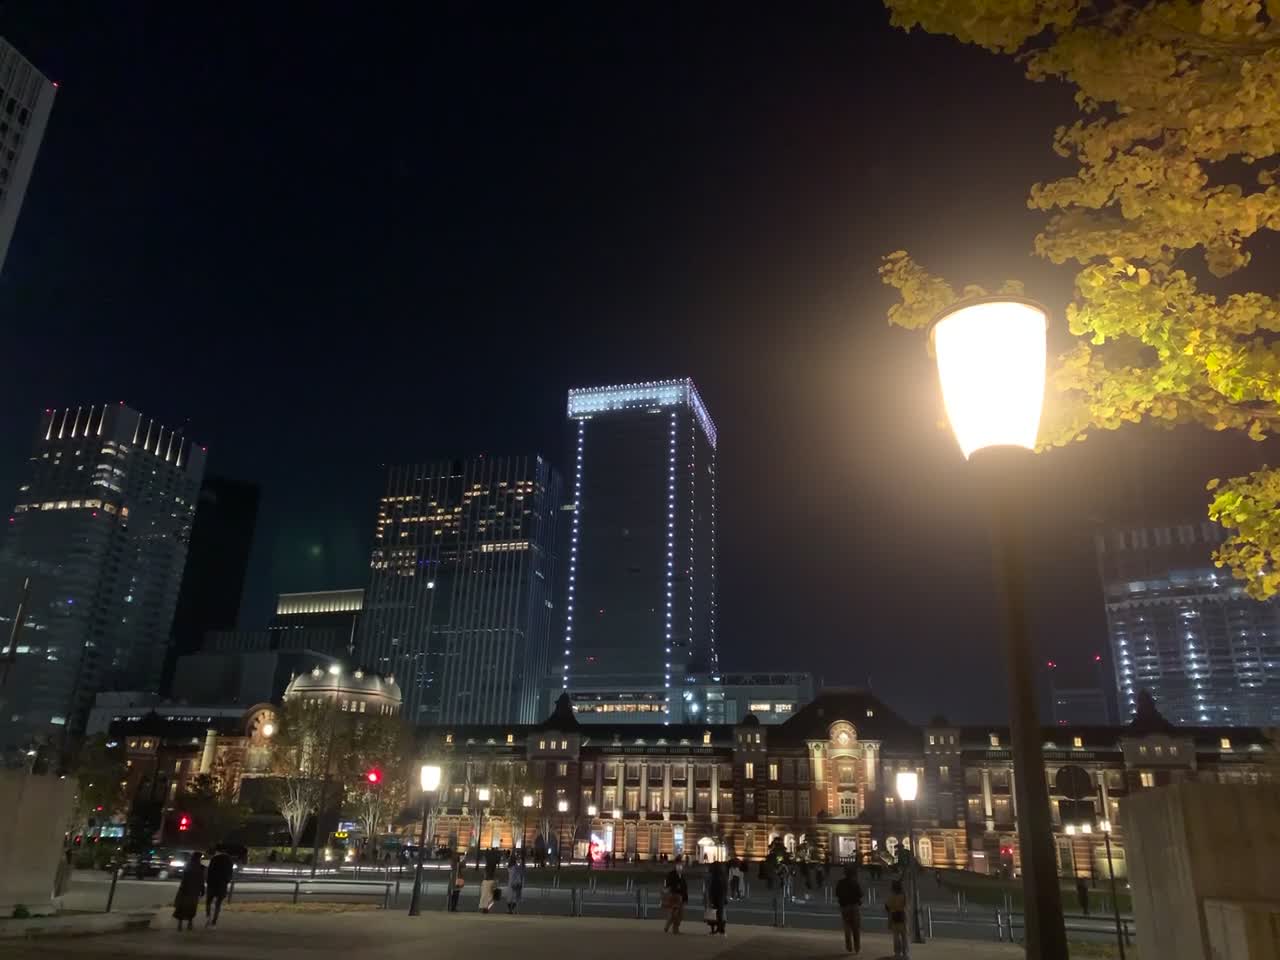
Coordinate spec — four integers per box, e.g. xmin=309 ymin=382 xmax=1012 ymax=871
xmin=662 ymin=861 xmax=688 ymax=934
xmin=172 ymin=852 xmax=205 ymax=931
xmin=705 ymin=862 xmax=727 ymax=935
xmin=836 ymin=864 xmax=864 ymax=954
xmin=205 ymin=849 xmax=234 ymax=927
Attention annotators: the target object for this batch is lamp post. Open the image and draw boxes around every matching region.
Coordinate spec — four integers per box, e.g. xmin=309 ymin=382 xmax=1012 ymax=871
xmin=474 ymin=786 xmax=491 ymax=870
xmin=895 ymin=770 xmax=925 ymax=945
xmin=931 ymin=296 xmax=1067 ymax=960
xmin=520 ymin=794 xmax=534 ymax=860
xmin=586 ymin=804 xmax=598 ymax=866
xmin=1098 ymin=820 xmax=1126 ymax=960
xmin=556 ymin=799 xmax=569 ymax=870
xmin=408 ymin=764 xmax=441 ymax=917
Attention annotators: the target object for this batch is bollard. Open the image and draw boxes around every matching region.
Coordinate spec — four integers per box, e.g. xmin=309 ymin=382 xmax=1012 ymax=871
xmin=105 ymin=867 xmax=120 ymax=914
xmin=395 ymin=874 xmax=401 ymax=908
xmin=635 ymin=888 xmax=643 ymax=918
xmin=995 ymin=909 xmax=1003 ymax=941
xmin=641 ymin=887 xmax=649 ymax=919
xmin=926 ymin=905 xmax=933 ymax=939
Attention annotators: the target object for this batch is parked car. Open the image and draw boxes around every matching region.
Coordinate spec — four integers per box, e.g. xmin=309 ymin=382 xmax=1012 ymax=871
xmin=120 ymin=848 xmax=200 ymax=880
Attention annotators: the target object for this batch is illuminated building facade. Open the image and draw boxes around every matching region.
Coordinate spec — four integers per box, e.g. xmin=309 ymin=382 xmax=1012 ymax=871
xmin=0 ymin=36 xmax=56 ymax=273
xmin=564 ymin=380 xmax=717 ymax=723
xmin=360 ymin=456 xmax=561 ymax=726
xmin=0 ymin=405 xmax=206 ymax=749
xmin=415 ymin=690 xmax=1275 ymax=878
xmin=1096 ymin=522 xmax=1280 ymax=726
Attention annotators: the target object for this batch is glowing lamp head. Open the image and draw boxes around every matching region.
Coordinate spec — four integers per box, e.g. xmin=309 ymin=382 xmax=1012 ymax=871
xmin=931 ymin=297 xmax=1048 ymax=459
xmin=895 ymin=770 xmax=919 ymax=803
xmin=420 ymin=764 xmax=441 ymax=793
xmin=557 ymin=799 xmax=569 ymax=813
xmin=612 ymin=808 xmax=622 ymax=820
xmin=260 ymin=722 xmax=274 ymax=738
xmin=477 ymin=787 xmax=490 ymax=803
xmin=522 ymin=794 xmax=534 ymax=808
xmin=587 ymin=804 xmax=598 ymax=817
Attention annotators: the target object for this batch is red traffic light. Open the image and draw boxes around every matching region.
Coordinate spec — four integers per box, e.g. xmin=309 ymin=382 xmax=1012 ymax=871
xmin=178 ymin=814 xmax=190 ymax=832
xmin=366 ymin=769 xmax=381 ymax=785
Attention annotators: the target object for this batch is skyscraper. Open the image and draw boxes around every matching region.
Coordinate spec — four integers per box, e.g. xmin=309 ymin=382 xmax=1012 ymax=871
xmin=563 ymin=379 xmax=718 ymax=723
xmin=360 ymin=456 xmax=561 ymax=725
xmin=0 ymin=405 xmax=206 ymax=749
xmin=0 ymin=37 xmax=57 ymax=273
xmin=1096 ymin=521 xmax=1280 ymax=727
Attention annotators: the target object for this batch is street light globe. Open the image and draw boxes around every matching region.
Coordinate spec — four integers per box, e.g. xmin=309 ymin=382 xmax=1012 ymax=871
xmin=522 ymin=794 xmax=534 ymax=808
xmin=420 ymin=764 xmax=441 ymax=793
xmin=557 ymin=799 xmax=569 ymax=813
xmin=260 ymin=722 xmax=274 ymax=738
xmin=477 ymin=787 xmax=490 ymax=803
xmin=587 ymin=804 xmax=598 ymax=817
xmin=931 ymin=297 xmax=1048 ymax=459
xmin=895 ymin=770 xmax=919 ymax=803
xmin=612 ymin=808 xmax=622 ymax=820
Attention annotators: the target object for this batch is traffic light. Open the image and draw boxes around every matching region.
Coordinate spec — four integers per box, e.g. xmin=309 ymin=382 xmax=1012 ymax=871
xmin=366 ymin=769 xmax=381 ymax=785
xmin=178 ymin=813 xmax=190 ymax=832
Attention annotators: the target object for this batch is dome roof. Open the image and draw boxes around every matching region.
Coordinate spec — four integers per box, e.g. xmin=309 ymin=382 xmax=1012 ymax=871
xmin=283 ymin=664 xmax=402 ymax=704
xmin=739 ymin=713 xmax=761 ymax=728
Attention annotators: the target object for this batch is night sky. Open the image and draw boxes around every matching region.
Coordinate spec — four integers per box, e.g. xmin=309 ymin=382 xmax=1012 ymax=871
xmin=2 ymin=2 xmax=1274 ymax=723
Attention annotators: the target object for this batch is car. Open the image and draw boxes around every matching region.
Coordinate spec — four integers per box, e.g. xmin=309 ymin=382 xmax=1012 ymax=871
xmin=120 ymin=848 xmax=201 ymax=880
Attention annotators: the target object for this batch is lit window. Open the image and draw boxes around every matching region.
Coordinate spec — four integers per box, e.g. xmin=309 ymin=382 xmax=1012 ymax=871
xmin=769 ymin=762 xmax=779 ymax=782
xmin=929 ymin=735 xmax=936 ymax=745
xmin=866 ymin=709 xmax=874 ymax=718
xmin=1072 ymin=737 xmax=1083 ymax=749
xmin=744 ymin=762 xmax=755 ymax=780
xmin=507 ymin=733 xmax=514 ymax=744
xmin=1140 ymin=772 xmax=1155 ymax=788
xmin=989 ymin=734 xmax=1000 ymax=748
xmin=539 ymin=740 xmax=546 ymax=750
xmin=561 ymin=740 xmax=568 ymax=750
xmin=1220 ymin=738 xmax=1232 ymax=750
xmin=1138 ymin=745 xmax=1148 ymax=755
xmin=703 ymin=732 xmax=711 ymax=745
xmin=445 ymin=733 xmax=453 ymax=744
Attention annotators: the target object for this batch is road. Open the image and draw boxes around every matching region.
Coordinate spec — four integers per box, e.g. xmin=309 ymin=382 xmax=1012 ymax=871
xmin=63 ymin=870 xmax=1130 ymax=946
xmin=7 ymin=908 xmax=1028 ymax=959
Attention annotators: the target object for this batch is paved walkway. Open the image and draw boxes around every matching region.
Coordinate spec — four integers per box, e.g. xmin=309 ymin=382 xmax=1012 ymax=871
xmin=2 ymin=909 xmax=1025 ymax=959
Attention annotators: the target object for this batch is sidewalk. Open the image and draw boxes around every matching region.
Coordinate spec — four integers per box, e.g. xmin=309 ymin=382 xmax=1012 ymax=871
xmin=0 ymin=908 xmax=1026 ymax=958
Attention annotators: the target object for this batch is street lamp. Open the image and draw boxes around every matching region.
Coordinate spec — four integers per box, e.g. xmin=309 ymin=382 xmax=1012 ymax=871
xmin=557 ymin=799 xmax=569 ymax=870
xmin=408 ymin=764 xmax=441 ymax=917
xmin=932 ymin=295 xmax=1067 ymax=960
xmin=895 ymin=771 xmax=925 ymax=945
xmin=521 ymin=794 xmax=534 ymax=858
xmin=474 ymin=786 xmax=491 ymax=870
xmin=1098 ymin=820 xmax=1127 ymax=960
xmin=586 ymin=804 xmax=598 ymax=866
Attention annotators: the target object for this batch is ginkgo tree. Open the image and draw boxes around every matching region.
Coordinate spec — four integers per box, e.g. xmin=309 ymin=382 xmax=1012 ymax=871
xmin=879 ymin=0 xmax=1280 ymax=599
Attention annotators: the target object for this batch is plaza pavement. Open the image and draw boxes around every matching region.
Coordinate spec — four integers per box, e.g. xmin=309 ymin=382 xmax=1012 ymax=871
xmin=4 ymin=908 xmax=1025 ymax=960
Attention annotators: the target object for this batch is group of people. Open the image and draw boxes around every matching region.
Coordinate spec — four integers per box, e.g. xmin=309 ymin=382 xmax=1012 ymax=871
xmin=661 ymin=860 xmax=728 ymax=936
xmin=834 ymin=864 xmax=911 ymax=957
xmin=447 ymin=850 xmax=528 ymax=915
xmin=171 ymin=849 xmax=235 ymax=931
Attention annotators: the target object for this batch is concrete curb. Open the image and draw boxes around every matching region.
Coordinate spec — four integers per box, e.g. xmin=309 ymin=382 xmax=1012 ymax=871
xmin=0 ymin=910 xmax=156 ymax=939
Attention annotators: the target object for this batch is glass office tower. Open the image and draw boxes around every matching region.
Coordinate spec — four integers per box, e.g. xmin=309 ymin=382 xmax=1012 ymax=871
xmin=564 ymin=380 xmax=718 ymax=722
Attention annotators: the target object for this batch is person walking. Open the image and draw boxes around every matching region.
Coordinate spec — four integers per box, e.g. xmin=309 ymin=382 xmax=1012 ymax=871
xmin=662 ymin=861 xmax=688 ymax=934
xmin=204 ymin=848 xmax=234 ymax=927
xmin=1076 ymin=876 xmax=1090 ymax=916
xmin=506 ymin=858 xmax=525 ymax=914
xmin=885 ymin=878 xmax=909 ymax=958
xmin=836 ymin=865 xmax=863 ymax=955
xmin=172 ymin=852 xmax=205 ymax=932
xmin=479 ymin=848 xmax=499 ymax=912
xmin=704 ymin=861 xmax=727 ymax=935
xmin=728 ymin=860 xmax=743 ymax=901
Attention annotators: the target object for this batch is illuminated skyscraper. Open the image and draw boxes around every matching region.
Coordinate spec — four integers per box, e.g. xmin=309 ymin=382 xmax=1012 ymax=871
xmin=563 ymin=379 xmax=718 ymax=722
xmin=0 ymin=406 xmax=205 ymax=749
xmin=0 ymin=36 xmax=57 ymax=273
xmin=1096 ymin=521 xmax=1280 ymax=726
xmin=360 ymin=456 xmax=561 ymax=725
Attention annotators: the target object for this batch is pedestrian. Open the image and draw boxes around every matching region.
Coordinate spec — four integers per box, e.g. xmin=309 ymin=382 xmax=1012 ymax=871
xmin=836 ymin=864 xmax=863 ymax=955
xmin=172 ymin=852 xmax=204 ymax=932
xmin=1076 ymin=876 xmax=1090 ymax=916
xmin=885 ymin=878 xmax=909 ymax=958
xmin=204 ymin=848 xmax=233 ymax=927
xmin=705 ymin=861 xmax=727 ymax=935
xmin=662 ymin=860 xmax=688 ymax=934
xmin=507 ymin=857 xmax=525 ymax=914
xmin=728 ymin=860 xmax=743 ymax=900
xmin=480 ymin=848 xmax=500 ymax=912
xmin=449 ymin=855 xmax=465 ymax=912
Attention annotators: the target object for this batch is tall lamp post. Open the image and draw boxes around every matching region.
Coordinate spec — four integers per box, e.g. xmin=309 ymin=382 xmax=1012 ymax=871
xmin=474 ymin=786 xmax=491 ymax=870
xmin=520 ymin=794 xmax=534 ymax=859
xmin=585 ymin=804 xmax=598 ymax=865
xmin=1098 ymin=820 xmax=1126 ymax=960
xmin=408 ymin=764 xmax=441 ymax=917
xmin=556 ymin=799 xmax=569 ymax=870
xmin=895 ymin=771 xmax=926 ymax=945
xmin=931 ymin=296 xmax=1067 ymax=960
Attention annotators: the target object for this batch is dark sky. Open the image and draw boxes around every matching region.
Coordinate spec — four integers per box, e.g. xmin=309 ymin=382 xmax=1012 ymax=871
xmin=2 ymin=2 xmax=1274 ymax=723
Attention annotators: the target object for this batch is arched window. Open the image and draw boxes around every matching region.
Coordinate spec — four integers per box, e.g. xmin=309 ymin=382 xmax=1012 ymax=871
xmin=838 ymin=792 xmax=858 ymax=817
xmin=916 ymin=836 xmax=933 ymax=867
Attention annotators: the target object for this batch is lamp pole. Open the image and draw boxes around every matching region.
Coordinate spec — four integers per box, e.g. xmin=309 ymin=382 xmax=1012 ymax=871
xmin=586 ymin=804 xmax=598 ymax=866
xmin=408 ymin=764 xmax=441 ymax=917
xmin=556 ymin=799 xmax=569 ymax=870
xmin=521 ymin=794 xmax=533 ymax=860
xmin=474 ymin=787 xmax=490 ymax=870
xmin=1099 ymin=820 xmax=1126 ymax=960
xmin=930 ymin=297 xmax=1068 ymax=960
xmin=895 ymin=771 xmax=925 ymax=945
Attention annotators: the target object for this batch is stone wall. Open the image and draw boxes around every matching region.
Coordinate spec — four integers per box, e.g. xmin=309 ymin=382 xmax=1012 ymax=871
xmin=0 ymin=770 xmax=76 ymax=914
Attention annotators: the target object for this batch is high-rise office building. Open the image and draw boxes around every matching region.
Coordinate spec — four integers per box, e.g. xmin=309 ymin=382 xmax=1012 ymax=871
xmin=360 ymin=456 xmax=561 ymax=725
xmin=1096 ymin=521 xmax=1280 ymax=726
xmin=563 ymin=379 xmax=718 ymax=723
xmin=166 ymin=475 xmax=260 ymax=688
xmin=0 ymin=37 xmax=57 ymax=273
xmin=0 ymin=405 xmax=205 ymax=748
